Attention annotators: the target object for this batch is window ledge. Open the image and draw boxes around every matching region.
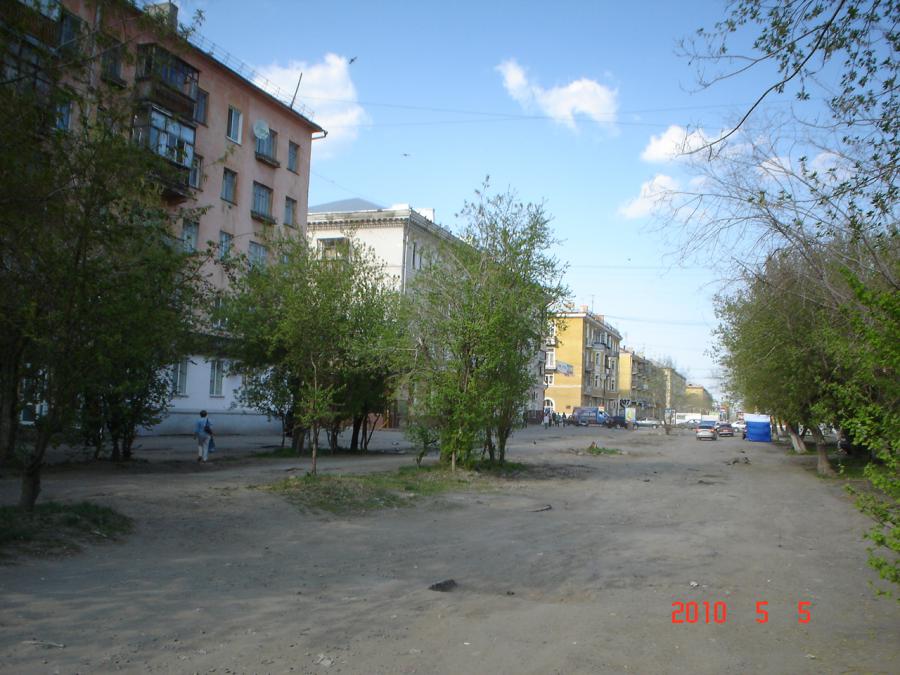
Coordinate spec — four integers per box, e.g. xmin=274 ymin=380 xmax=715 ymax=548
xmin=251 ymin=211 xmax=276 ymax=225
xmin=255 ymin=152 xmax=280 ymax=168
xmin=101 ymin=72 xmax=127 ymax=88
xmin=221 ymin=197 xmax=237 ymax=206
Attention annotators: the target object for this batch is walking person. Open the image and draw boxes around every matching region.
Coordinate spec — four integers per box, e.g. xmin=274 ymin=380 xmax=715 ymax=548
xmin=543 ymin=411 xmax=550 ymax=429
xmin=195 ymin=410 xmax=213 ymax=462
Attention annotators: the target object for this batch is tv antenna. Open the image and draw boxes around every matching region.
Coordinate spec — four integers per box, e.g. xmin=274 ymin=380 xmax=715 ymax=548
xmin=290 ymin=72 xmax=303 ymax=109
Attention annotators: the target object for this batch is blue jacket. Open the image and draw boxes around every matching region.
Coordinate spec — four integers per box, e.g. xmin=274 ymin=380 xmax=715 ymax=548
xmin=194 ymin=417 xmax=210 ymax=438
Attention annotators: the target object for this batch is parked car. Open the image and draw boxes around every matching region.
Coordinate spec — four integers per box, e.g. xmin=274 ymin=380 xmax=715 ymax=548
xmin=717 ymin=423 xmax=734 ymax=437
xmin=606 ymin=415 xmax=628 ymax=429
xmin=696 ymin=420 xmax=718 ymax=441
xmin=731 ymin=421 xmax=746 ymax=432
xmin=636 ymin=419 xmax=662 ymax=428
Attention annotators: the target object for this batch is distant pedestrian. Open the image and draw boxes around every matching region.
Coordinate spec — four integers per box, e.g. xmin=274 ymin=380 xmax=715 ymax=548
xmin=195 ymin=410 xmax=213 ymax=462
xmin=562 ymin=412 xmax=568 ymax=426
xmin=543 ymin=412 xmax=550 ymax=429
xmin=554 ymin=412 xmax=561 ymax=427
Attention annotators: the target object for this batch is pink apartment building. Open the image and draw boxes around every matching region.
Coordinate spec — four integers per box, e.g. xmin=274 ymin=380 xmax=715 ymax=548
xmin=4 ymin=0 xmax=325 ymax=433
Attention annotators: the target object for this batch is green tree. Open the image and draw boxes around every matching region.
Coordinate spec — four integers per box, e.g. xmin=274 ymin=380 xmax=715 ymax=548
xmin=407 ymin=184 xmax=567 ymax=467
xmin=225 ymin=235 xmax=404 ymax=474
xmin=675 ymin=0 xmax=899 ymax=594
xmin=0 ymin=4 xmax=209 ymax=506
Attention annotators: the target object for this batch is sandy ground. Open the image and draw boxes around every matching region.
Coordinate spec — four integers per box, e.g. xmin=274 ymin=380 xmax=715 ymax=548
xmin=1 ymin=426 xmax=899 ymax=674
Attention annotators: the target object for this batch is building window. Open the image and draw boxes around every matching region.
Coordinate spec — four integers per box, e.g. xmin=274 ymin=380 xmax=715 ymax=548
xmin=284 ymin=197 xmax=297 ymax=227
xmin=59 ymin=11 xmax=85 ymax=53
xmin=318 ymin=237 xmax=351 ymax=261
xmin=172 ymin=358 xmax=188 ymax=396
xmin=287 ymin=141 xmax=299 ymax=172
xmin=55 ymin=100 xmax=72 ymax=130
xmin=221 ymin=168 xmax=237 ymax=203
xmin=189 ymin=155 xmax=202 ymax=188
xmin=255 ymin=129 xmax=278 ymax=162
xmin=132 ymin=106 xmax=195 ymax=168
xmin=100 ymin=40 xmax=124 ymax=83
xmin=251 ymin=182 xmax=273 ymax=221
xmin=193 ymin=89 xmax=208 ymax=124
xmin=209 ymin=359 xmax=224 ymax=397
xmin=219 ymin=231 xmax=233 ymax=259
xmin=545 ymin=348 xmax=556 ymax=369
xmin=226 ymin=105 xmax=242 ymax=142
xmin=544 ymin=374 xmax=554 ymax=386
xmin=249 ymin=241 xmax=267 ymax=268
xmin=182 ymin=220 xmax=198 ymax=252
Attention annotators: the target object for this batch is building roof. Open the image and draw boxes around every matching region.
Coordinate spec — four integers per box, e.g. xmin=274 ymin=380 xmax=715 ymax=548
xmin=309 ymin=199 xmax=386 ymax=213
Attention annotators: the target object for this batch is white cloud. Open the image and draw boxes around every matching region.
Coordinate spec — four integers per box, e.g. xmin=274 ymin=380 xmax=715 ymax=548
xmin=254 ymin=53 xmax=368 ymax=158
xmin=641 ymin=125 xmax=711 ymax=162
xmin=495 ymin=59 xmax=617 ymax=130
xmin=618 ymin=174 xmax=678 ymax=219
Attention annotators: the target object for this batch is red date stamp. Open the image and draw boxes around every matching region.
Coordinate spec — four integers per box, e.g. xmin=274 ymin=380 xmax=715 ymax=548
xmin=671 ymin=601 xmax=812 ymax=624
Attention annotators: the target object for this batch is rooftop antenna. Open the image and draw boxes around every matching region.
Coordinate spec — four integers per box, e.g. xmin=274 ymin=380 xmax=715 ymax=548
xmin=289 ymin=72 xmax=303 ymax=109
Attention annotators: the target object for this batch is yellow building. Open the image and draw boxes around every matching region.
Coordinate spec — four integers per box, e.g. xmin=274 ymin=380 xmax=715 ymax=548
xmin=685 ymin=383 xmax=715 ymax=413
xmin=618 ymin=350 xmax=665 ymax=420
xmin=543 ymin=307 xmax=622 ymax=415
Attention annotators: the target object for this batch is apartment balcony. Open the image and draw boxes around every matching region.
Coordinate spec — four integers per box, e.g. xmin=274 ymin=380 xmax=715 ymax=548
xmin=135 ymin=44 xmax=199 ymax=119
xmin=1 ymin=1 xmax=59 ymax=48
xmin=158 ymin=165 xmax=191 ymax=202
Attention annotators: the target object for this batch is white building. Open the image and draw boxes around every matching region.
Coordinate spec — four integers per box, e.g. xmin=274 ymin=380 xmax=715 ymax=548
xmin=307 ymin=199 xmax=456 ymax=292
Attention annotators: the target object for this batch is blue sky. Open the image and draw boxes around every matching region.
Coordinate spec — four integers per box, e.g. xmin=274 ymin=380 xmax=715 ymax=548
xmin=177 ymin=0 xmax=786 ymax=400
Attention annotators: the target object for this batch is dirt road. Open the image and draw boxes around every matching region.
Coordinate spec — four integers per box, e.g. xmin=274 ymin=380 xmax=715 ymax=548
xmin=1 ymin=427 xmax=898 ymax=674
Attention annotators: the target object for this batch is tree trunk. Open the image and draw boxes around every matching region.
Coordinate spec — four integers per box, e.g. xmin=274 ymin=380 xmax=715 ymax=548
xmin=329 ymin=422 xmax=340 ymax=452
xmin=0 ymin=339 xmax=23 ymax=466
xmin=484 ymin=427 xmax=495 ymax=462
xmin=122 ymin=429 xmax=135 ymax=461
xmin=810 ymin=425 xmax=836 ymax=477
xmin=498 ymin=426 xmax=509 ymax=465
xmin=310 ymin=422 xmax=319 ymax=475
xmin=110 ymin=436 xmax=121 ymax=462
xmin=364 ymin=414 xmax=378 ymax=450
xmin=451 ymin=448 xmax=456 ymax=473
xmin=786 ymin=422 xmax=808 ymax=453
xmin=19 ymin=428 xmax=51 ymax=510
xmin=350 ymin=415 xmax=363 ymax=451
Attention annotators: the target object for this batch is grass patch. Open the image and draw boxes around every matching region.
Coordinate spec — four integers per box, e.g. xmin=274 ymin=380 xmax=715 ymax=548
xmin=252 ymin=445 xmax=302 ymax=459
xmin=586 ymin=442 xmax=621 ymax=456
xmin=835 ymin=453 xmax=872 ymax=480
xmin=266 ymin=463 xmax=529 ymax=515
xmin=0 ymin=501 xmax=133 ymax=559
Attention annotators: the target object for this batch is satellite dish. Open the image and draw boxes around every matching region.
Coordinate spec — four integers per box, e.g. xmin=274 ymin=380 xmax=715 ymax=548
xmin=252 ymin=119 xmax=270 ymax=141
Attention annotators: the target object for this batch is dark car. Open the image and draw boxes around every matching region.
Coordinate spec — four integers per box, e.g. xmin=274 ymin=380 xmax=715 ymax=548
xmin=717 ymin=423 xmax=734 ymax=437
xmin=606 ymin=415 xmax=628 ymax=429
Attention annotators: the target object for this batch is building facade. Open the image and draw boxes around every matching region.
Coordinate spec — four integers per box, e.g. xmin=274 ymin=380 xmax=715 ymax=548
xmin=684 ymin=384 xmax=715 ymax=414
xmin=543 ymin=307 xmax=622 ymax=416
xmin=618 ymin=349 xmax=665 ymax=420
xmin=4 ymin=0 xmax=325 ymax=433
xmin=662 ymin=367 xmax=688 ymax=421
